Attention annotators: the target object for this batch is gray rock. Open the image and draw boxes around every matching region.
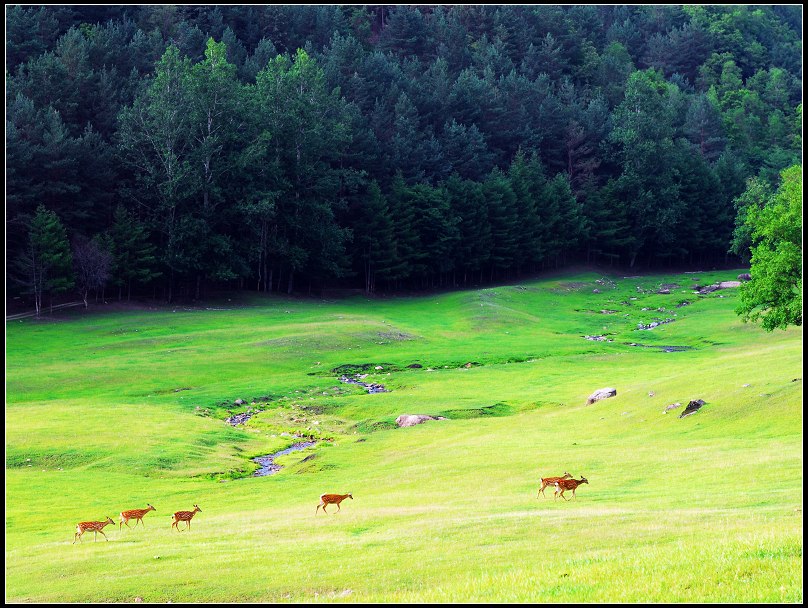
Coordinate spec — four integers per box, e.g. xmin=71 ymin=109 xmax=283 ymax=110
xmin=586 ymin=387 xmax=617 ymax=405
xmin=679 ymin=399 xmax=706 ymax=418
xmin=738 ymin=273 xmax=752 ymax=281
xmin=395 ymin=414 xmax=448 ymax=428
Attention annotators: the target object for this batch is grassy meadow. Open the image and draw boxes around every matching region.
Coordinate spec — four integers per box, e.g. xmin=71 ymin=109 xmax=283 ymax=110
xmin=5 ymin=269 xmax=803 ymax=603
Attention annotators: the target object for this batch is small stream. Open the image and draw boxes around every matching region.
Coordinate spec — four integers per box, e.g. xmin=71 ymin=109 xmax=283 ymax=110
xmin=338 ymin=374 xmax=389 ymax=393
xmin=252 ymin=441 xmax=317 ymax=477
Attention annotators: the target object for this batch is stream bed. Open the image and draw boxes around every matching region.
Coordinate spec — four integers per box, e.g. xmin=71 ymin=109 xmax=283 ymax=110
xmin=252 ymin=441 xmax=317 ymax=476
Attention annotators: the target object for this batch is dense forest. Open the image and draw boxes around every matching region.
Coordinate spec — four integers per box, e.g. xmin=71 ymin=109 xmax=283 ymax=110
xmin=5 ymin=5 xmax=803 ymax=304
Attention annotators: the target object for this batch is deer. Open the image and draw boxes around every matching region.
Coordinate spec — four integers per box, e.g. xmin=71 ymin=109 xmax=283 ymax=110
xmin=316 ymin=493 xmax=353 ymax=514
xmin=73 ymin=516 xmax=115 ymax=543
xmin=537 ymin=471 xmax=573 ymax=498
xmin=554 ymin=476 xmax=589 ymax=501
xmin=119 ymin=504 xmax=156 ymax=530
xmin=171 ymin=505 xmax=201 ymax=531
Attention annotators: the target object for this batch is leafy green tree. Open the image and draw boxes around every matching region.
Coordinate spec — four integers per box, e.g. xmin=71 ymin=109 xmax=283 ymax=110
xmin=117 ymin=45 xmax=194 ymax=301
xmin=255 ymin=48 xmax=353 ymax=293
xmin=735 ymin=165 xmax=802 ymax=331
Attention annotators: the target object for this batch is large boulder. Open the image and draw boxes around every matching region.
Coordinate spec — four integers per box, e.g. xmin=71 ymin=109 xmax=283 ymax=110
xmin=679 ymin=399 xmax=706 ymax=418
xmin=718 ymin=281 xmax=741 ymax=289
xmin=586 ymin=387 xmax=617 ymax=405
xmin=395 ymin=414 xmax=447 ymax=428
xmin=738 ymin=273 xmax=752 ymax=281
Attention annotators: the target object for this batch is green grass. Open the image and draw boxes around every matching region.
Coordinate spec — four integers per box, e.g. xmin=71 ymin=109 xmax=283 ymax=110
xmin=5 ymin=270 xmax=802 ymax=602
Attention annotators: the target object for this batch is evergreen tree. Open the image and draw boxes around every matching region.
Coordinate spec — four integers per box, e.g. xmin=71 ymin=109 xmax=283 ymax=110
xmin=11 ymin=205 xmax=75 ymax=316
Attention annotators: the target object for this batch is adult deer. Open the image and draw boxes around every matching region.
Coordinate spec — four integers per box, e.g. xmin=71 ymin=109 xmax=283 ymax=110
xmin=554 ymin=476 xmax=589 ymax=501
xmin=119 ymin=504 xmax=156 ymax=530
xmin=537 ymin=471 xmax=573 ymax=498
xmin=73 ymin=516 xmax=115 ymax=543
xmin=171 ymin=505 xmax=201 ymax=531
xmin=316 ymin=493 xmax=352 ymax=514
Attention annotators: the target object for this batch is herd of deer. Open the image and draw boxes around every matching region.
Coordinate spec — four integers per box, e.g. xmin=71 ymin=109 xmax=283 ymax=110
xmin=72 ymin=504 xmax=202 ymax=543
xmin=73 ymin=478 xmax=585 ymax=543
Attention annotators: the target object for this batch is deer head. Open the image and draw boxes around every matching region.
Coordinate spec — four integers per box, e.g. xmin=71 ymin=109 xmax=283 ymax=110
xmin=579 ymin=477 xmax=589 ymax=484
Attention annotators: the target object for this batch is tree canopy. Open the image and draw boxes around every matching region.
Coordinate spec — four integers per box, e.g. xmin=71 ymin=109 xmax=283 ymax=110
xmin=5 ymin=5 xmax=803 ymax=300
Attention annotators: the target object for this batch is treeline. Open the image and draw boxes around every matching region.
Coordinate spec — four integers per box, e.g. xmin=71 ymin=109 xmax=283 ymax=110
xmin=6 ymin=5 xmax=802 ymax=303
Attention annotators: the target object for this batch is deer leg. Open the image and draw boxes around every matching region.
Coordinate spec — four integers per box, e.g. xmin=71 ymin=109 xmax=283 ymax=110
xmin=100 ymin=530 xmax=109 ymax=541
xmin=336 ymin=502 xmax=341 ymax=513
xmin=322 ymin=504 xmax=328 ymax=514
xmin=561 ymin=490 xmax=570 ymax=501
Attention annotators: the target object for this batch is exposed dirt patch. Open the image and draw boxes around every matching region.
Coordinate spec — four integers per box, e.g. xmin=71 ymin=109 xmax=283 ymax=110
xmin=377 ymin=331 xmax=416 ymax=341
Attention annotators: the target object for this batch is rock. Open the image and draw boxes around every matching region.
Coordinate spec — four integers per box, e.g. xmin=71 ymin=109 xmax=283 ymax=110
xmin=407 ymin=363 xmax=423 ymax=368
xmin=679 ymin=399 xmax=706 ymax=418
xmin=657 ymin=289 xmax=671 ymax=294
xmin=374 ymin=365 xmax=383 ymax=370
xmin=395 ymin=414 xmax=448 ymax=428
xmin=697 ymin=284 xmax=719 ymax=294
xmin=586 ymin=387 xmax=617 ymax=405
xmin=663 ymin=402 xmax=682 ymax=413
xmin=234 ymin=398 xmax=245 ymax=406
xmin=592 ymin=288 xmax=600 ymax=293
xmin=718 ymin=281 xmax=741 ymax=288
xmin=648 ymin=391 xmax=655 ymax=397
xmin=738 ymin=273 xmax=752 ymax=281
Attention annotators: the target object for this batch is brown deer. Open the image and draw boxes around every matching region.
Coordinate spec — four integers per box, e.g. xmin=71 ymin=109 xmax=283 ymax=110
xmin=119 ymin=504 xmax=156 ymax=530
xmin=316 ymin=493 xmax=352 ymax=514
xmin=537 ymin=471 xmax=573 ymax=498
xmin=554 ymin=476 xmax=589 ymax=501
xmin=171 ymin=505 xmax=201 ymax=531
xmin=73 ymin=516 xmax=115 ymax=543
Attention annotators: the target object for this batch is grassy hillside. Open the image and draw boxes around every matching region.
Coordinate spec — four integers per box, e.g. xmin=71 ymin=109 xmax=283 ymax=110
xmin=5 ymin=270 xmax=802 ymax=602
